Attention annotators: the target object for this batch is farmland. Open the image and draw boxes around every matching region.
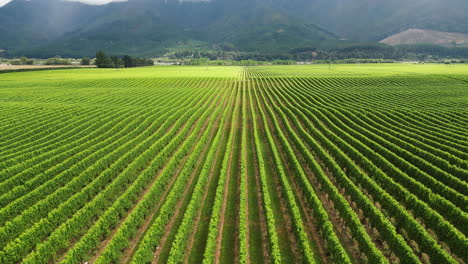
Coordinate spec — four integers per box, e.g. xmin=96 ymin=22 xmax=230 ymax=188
xmin=0 ymin=64 xmax=467 ymax=264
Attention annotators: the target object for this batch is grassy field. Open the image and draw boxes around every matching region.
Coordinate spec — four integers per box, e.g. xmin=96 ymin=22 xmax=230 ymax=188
xmin=0 ymin=64 xmax=467 ymax=264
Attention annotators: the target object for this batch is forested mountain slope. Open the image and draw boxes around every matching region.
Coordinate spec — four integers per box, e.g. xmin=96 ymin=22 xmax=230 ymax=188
xmin=0 ymin=0 xmax=466 ymax=56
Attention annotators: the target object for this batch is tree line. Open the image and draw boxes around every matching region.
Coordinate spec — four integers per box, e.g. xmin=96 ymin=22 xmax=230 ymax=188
xmin=169 ymin=43 xmax=468 ymax=62
xmin=95 ymin=51 xmax=154 ymax=68
xmin=288 ymin=44 xmax=468 ymax=61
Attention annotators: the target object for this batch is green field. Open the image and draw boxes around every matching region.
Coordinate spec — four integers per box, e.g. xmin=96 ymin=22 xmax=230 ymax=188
xmin=0 ymin=64 xmax=467 ymax=264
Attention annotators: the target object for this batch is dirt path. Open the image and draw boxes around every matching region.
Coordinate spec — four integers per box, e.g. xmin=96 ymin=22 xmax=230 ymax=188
xmin=182 ymin=82 xmax=238 ymax=264
xmin=240 ymin=159 xmax=250 ymax=263
xmin=233 ymin=81 xmax=258 ymax=264
xmin=255 ymin=100 xmax=302 ymax=263
xmin=231 ymin=119 xmax=243 ymax=264
xmin=214 ymin=94 xmax=240 ymax=264
xmin=247 ymin=88 xmax=270 ymax=264
xmin=182 ymin=122 xmax=230 ymax=263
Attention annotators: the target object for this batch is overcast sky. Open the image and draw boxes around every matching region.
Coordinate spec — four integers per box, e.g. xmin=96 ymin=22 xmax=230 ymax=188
xmin=0 ymin=0 xmax=127 ymax=7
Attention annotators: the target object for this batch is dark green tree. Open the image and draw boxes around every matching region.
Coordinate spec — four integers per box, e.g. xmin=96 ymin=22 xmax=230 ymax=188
xmin=122 ymin=55 xmax=135 ymax=68
xmin=81 ymin=57 xmax=91 ymax=65
xmin=96 ymin=51 xmax=112 ymax=68
xmin=111 ymin=56 xmax=124 ymax=68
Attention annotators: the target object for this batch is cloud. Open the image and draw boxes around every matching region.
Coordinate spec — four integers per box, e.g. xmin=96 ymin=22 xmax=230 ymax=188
xmin=65 ymin=0 xmax=127 ymax=5
xmin=0 ymin=0 xmax=11 ymax=7
xmin=0 ymin=0 xmax=127 ymax=7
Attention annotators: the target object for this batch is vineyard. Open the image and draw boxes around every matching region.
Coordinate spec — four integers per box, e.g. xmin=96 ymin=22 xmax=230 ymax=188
xmin=0 ymin=64 xmax=467 ymax=264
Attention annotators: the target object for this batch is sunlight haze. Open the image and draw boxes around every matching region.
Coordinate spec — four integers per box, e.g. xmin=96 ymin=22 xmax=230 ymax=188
xmin=0 ymin=0 xmax=127 ymax=7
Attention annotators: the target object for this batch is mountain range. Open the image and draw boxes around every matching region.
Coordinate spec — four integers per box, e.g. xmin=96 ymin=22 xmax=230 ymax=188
xmin=1 ymin=0 xmax=467 ymax=57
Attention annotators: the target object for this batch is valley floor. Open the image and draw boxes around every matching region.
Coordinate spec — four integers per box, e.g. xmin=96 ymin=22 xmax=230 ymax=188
xmin=0 ymin=64 xmax=467 ymax=264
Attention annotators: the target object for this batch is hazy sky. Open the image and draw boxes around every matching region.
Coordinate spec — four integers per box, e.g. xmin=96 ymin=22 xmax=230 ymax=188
xmin=0 ymin=0 xmax=11 ymax=6
xmin=0 ymin=0 xmax=127 ymax=7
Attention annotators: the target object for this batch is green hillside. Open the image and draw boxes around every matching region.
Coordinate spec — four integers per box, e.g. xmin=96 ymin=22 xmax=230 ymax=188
xmin=0 ymin=0 xmax=467 ymax=57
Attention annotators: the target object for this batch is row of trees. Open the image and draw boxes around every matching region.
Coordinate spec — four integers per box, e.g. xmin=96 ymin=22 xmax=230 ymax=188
xmin=95 ymin=51 xmax=154 ymax=68
xmin=9 ymin=56 xmax=78 ymax=66
xmin=169 ymin=43 xmax=468 ymax=62
xmin=289 ymin=44 xmax=468 ymax=61
xmin=10 ymin=57 xmax=34 ymax=65
xmin=45 ymin=57 xmax=72 ymax=65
